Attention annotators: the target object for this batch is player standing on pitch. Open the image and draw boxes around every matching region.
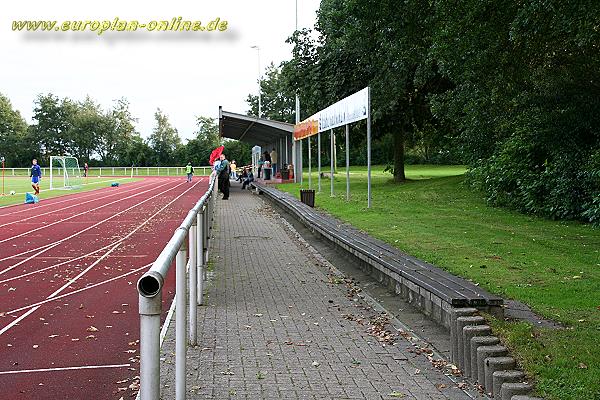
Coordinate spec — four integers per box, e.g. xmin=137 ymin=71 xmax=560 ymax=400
xmin=30 ymin=159 xmax=42 ymax=195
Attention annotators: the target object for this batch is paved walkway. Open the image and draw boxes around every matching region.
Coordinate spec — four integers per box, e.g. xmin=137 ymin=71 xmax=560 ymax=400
xmin=160 ymin=182 xmax=474 ymax=400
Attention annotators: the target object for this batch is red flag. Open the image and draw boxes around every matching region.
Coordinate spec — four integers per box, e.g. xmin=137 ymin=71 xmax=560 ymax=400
xmin=209 ymin=146 xmax=224 ymax=166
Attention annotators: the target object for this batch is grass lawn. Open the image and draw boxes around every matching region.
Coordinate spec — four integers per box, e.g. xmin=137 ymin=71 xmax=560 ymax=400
xmin=0 ymin=176 xmax=139 ymax=207
xmin=278 ymin=165 xmax=600 ymax=400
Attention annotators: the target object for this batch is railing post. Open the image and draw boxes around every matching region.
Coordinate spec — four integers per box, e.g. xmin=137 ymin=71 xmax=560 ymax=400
xmin=188 ymin=220 xmax=197 ymax=346
xmin=138 ymin=290 xmax=162 ymax=400
xmin=175 ymin=240 xmax=187 ymax=400
xmin=197 ymin=208 xmax=205 ymax=305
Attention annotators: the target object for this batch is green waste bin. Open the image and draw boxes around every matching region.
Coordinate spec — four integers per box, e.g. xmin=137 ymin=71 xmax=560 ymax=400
xmin=300 ymin=189 xmax=315 ymax=207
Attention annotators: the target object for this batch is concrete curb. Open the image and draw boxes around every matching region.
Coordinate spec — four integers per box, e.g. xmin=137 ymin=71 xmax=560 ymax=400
xmin=510 ymin=396 xmax=544 ymax=400
xmin=470 ymin=336 xmax=500 ymax=380
xmin=462 ymin=324 xmax=491 ymax=377
xmin=493 ymin=370 xmax=525 ymax=397
xmin=485 ymin=356 xmax=516 ymax=395
xmin=450 ymin=307 xmax=477 ymax=364
xmin=477 ymin=345 xmax=508 ymax=386
xmin=501 ymin=382 xmax=533 ymax=400
xmin=456 ymin=315 xmax=485 ymax=369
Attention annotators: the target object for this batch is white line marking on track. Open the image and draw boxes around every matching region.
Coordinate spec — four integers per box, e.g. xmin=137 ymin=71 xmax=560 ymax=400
xmin=0 ymin=177 xmax=143 ymax=216
xmin=0 ymin=178 xmax=202 ymax=280
xmin=0 ymin=180 xmax=176 ymax=267
xmin=0 ymin=180 xmax=155 ymax=229
xmin=0 ymin=180 xmax=173 ymax=245
xmin=4 ymin=264 xmax=150 ymax=316
xmin=1 ymin=177 xmax=205 ymax=334
xmin=0 ymin=364 xmax=131 ymax=375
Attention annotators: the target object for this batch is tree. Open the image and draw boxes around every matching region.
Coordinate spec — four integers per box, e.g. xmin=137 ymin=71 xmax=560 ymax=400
xmin=99 ymin=98 xmax=139 ymax=166
xmin=31 ymin=94 xmax=77 ymax=161
xmin=0 ymin=93 xmax=31 ymax=166
xmin=70 ymin=97 xmax=105 ymax=162
xmin=148 ymin=108 xmax=181 ymax=166
xmin=246 ymin=63 xmax=296 ymax=123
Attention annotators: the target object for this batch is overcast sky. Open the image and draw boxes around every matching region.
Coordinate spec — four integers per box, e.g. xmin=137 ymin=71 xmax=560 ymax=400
xmin=1 ymin=0 xmax=321 ymax=141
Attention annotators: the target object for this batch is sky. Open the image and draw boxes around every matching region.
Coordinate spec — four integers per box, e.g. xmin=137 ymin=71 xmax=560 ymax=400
xmin=1 ymin=0 xmax=321 ymax=141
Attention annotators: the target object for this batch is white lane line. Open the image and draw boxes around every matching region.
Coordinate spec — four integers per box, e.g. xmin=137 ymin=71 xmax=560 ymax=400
xmin=0 ymin=180 xmax=175 ymax=265
xmin=0 ymin=177 xmax=146 ymax=216
xmin=1 ymin=177 xmax=204 ymax=333
xmin=0 ymin=180 xmax=155 ymax=229
xmin=0 ymin=247 xmax=107 ymax=284
xmin=0 ymin=177 xmax=202 ymax=279
xmin=0 ymin=364 xmax=131 ymax=375
xmin=4 ymin=264 xmax=150 ymax=316
xmin=0 ymin=180 xmax=173 ymax=245
xmin=0 ymin=244 xmax=123 ymax=336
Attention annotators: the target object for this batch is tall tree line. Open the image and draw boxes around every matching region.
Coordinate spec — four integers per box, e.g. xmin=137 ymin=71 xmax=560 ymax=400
xmin=247 ymin=0 xmax=600 ymax=224
xmin=0 ymin=93 xmax=252 ymax=168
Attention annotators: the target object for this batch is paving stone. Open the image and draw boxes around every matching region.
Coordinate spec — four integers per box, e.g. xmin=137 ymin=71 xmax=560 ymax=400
xmin=159 ymin=183 xmax=479 ymax=399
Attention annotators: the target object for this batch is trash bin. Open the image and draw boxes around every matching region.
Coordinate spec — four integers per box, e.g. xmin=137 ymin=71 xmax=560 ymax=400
xmin=280 ymin=169 xmax=289 ymax=180
xmin=300 ymin=189 xmax=315 ymax=207
xmin=264 ymin=167 xmax=272 ymax=180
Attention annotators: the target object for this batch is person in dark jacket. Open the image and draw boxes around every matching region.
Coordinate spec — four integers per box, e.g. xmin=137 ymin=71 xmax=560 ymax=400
xmin=215 ymin=154 xmax=230 ymax=200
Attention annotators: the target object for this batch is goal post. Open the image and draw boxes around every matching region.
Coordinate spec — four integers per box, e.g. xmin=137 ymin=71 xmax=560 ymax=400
xmin=49 ymin=156 xmax=83 ymax=190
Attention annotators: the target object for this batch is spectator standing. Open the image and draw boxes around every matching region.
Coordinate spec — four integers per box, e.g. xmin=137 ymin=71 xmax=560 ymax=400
xmin=258 ymin=155 xmax=264 ymax=178
xmin=270 ymin=148 xmax=278 ymax=175
xmin=230 ymin=160 xmax=237 ymax=179
xmin=215 ymin=154 xmax=230 ymax=200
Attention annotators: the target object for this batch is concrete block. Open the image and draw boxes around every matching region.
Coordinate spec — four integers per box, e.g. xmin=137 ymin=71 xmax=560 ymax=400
xmin=462 ymin=324 xmax=491 ymax=377
xmin=501 ymin=382 xmax=533 ymax=400
xmin=493 ymin=370 xmax=525 ymax=397
xmin=484 ymin=357 xmax=516 ymax=395
xmin=456 ymin=315 xmax=485 ymax=369
xmin=477 ymin=345 xmax=508 ymax=387
xmin=449 ymin=308 xmax=477 ymax=365
xmin=470 ymin=336 xmax=500 ymax=381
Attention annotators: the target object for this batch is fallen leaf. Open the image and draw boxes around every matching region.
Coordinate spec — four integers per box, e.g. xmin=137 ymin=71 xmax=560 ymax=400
xmin=32 ymin=344 xmax=39 ymax=349
xmin=115 ymin=379 xmax=129 ymax=384
xmin=253 ymin=313 xmax=263 ymax=317
xmin=87 ymin=326 xmax=99 ymax=332
xmin=389 ymin=392 xmax=405 ymax=398
xmin=48 ymin=335 xmax=59 ymax=338
xmin=311 ymin=361 xmax=320 ymax=367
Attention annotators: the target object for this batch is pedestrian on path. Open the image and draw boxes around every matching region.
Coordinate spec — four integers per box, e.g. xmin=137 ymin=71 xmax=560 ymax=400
xmin=270 ymin=147 xmax=278 ymax=175
xmin=185 ymin=162 xmax=194 ymax=182
xmin=215 ymin=154 xmax=230 ymax=200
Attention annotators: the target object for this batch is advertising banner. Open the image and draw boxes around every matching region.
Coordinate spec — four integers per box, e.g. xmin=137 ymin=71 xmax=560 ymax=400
xmin=293 ymin=87 xmax=369 ymax=141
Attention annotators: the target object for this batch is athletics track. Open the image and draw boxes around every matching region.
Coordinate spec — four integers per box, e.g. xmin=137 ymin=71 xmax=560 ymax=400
xmin=0 ymin=176 xmax=209 ymax=399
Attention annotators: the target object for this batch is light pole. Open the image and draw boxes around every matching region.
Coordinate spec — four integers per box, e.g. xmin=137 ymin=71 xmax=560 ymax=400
xmin=250 ymin=45 xmax=262 ymax=118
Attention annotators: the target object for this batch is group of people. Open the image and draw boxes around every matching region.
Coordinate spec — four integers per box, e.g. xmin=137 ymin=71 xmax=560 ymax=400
xmin=257 ymin=148 xmax=277 ymax=179
xmin=184 ymin=149 xmax=280 ymax=200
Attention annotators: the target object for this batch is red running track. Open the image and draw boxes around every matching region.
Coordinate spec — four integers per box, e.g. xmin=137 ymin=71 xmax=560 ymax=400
xmin=0 ymin=177 xmax=209 ymax=399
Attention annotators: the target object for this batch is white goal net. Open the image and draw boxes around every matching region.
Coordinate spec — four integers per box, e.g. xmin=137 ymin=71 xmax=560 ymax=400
xmin=50 ymin=156 xmax=83 ymax=190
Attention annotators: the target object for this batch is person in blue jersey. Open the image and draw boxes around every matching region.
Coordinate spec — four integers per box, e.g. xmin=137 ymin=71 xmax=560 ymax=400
xmin=30 ymin=159 xmax=42 ymax=195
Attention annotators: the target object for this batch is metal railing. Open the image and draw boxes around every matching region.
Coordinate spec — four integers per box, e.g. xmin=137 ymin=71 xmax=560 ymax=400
xmin=136 ymin=174 xmax=217 ymax=400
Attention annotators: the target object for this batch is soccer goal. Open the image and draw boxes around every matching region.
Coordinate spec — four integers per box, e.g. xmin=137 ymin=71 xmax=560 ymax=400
xmin=49 ymin=156 xmax=83 ymax=190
